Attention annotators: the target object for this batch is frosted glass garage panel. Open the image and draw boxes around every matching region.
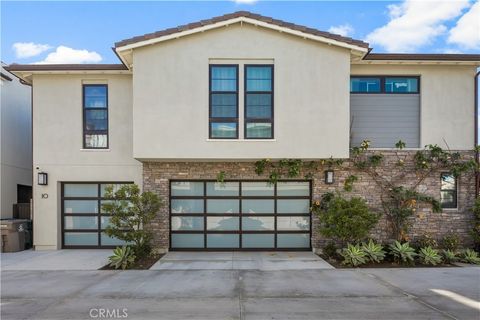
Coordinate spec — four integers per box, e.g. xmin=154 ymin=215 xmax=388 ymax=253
xmin=171 ymin=182 xmax=204 ymax=196
xmin=171 ymin=217 xmax=204 ymax=231
xmin=277 ymin=234 xmax=310 ymax=248
xmin=241 ymin=182 xmax=274 ymax=196
xmin=207 ymin=199 xmax=239 ymax=213
xmin=277 ymin=182 xmax=310 ymax=196
xmin=101 ymin=233 xmax=127 ymax=246
xmin=64 ymin=200 xmax=98 ymax=214
xmin=207 ymin=217 xmax=239 ymax=230
xmin=207 ymin=234 xmax=239 ymax=248
xmin=277 ymin=200 xmax=310 ymax=214
xmin=277 ymin=217 xmax=310 ymax=231
xmin=242 ymin=217 xmax=274 ymax=230
xmin=171 ymin=199 xmax=204 ymax=214
xmin=242 ymin=234 xmax=275 ymax=248
xmin=64 ymin=216 xmax=98 ymax=230
xmin=64 ymin=184 xmax=98 ymax=197
xmin=242 ymin=199 xmax=274 ymax=214
xmin=171 ymin=234 xmax=204 ymax=248
xmin=206 ymin=182 xmax=239 ymax=196
xmin=64 ymin=232 xmax=98 ymax=246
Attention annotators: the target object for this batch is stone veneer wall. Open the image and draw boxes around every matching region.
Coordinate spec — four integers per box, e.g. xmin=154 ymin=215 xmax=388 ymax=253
xmin=142 ymin=151 xmax=476 ymax=252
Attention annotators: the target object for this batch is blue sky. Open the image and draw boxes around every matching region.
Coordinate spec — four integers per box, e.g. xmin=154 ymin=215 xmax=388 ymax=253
xmin=1 ymin=1 xmax=479 ymax=64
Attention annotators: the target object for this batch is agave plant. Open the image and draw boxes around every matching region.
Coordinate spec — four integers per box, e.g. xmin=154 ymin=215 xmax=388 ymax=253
xmin=340 ymin=243 xmax=367 ymax=267
xmin=442 ymin=249 xmax=458 ymax=264
xmin=418 ymin=246 xmax=442 ymax=266
xmin=361 ymin=239 xmax=386 ymax=263
xmin=462 ymin=249 xmax=480 ymax=265
xmin=389 ymin=241 xmax=417 ymax=264
xmin=108 ymin=246 xmax=136 ymax=270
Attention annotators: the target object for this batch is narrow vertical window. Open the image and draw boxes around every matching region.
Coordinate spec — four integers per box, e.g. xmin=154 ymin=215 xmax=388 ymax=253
xmin=83 ymin=85 xmax=108 ymax=148
xmin=440 ymin=173 xmax=457 ymax=209
xmin=245 ymin=65 xmax=273 ymax=139
xmin=209 ymin=65 xmax=238 ymax=139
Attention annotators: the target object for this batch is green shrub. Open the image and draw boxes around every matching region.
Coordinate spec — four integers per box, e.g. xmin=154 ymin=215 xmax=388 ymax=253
xmin=361 ymin=239 xmax=385 ymax=263
xmin=340 ymin=244 xmax=367 ymax=267
xmin=442 ymin=249 xmax=458 ymax=264
xmin=103 ymin=184 xmax=162 ymax=259
xmin=322 ymin=242 xmax=338 ymax=259
xmin=389 ymin=241 xmax=417 ymax=264
xmin=312 ymin=193 xmax=379 ymax=243
xmin=462 ymin=249 xmax=480 ymax=265
xmin=418 ymin=246 xmax=442 ymax=266
xmin=471 ymin=198 xmax=480 ymax=251
xmin=108 ymin=246 xmax=136 ymax=270
xmin=416 ymin=233 xmax=438 ymax=249
xmin=441 ymin=232 xmax=460 ymax=251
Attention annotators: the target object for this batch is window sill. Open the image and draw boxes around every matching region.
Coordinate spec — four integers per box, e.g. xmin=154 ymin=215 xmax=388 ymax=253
xmin=206 ymin=139 xmax=276 ymax=142
xmin=442 ymin=208 xmax=459 ymax=212
xmin=80 ymin=149 xmax=111 ymax=152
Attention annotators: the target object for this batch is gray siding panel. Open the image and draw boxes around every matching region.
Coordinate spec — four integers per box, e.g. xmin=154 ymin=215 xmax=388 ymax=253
xmin=350 ymin=94 xmax=420 ymax=148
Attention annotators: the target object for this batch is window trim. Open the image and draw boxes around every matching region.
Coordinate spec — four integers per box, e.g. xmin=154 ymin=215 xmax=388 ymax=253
xmin=350 ymin=75 xmax=420 ymax=94
xmin=244 ymin=64 xmax=274 ymax=139
xmin=61 ymin=181 xmax=133 ymax=249
xmin=82 ymin=84 xmax=109 ymax=149
xmin=209 ymin=64 xmax=239 ymax=139
xmin=440 ymin=172 xmax=458 ymax=209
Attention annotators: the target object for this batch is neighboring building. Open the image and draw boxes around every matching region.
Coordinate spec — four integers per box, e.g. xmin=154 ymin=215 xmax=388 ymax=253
xmin=1 ymin=63 xmax=32 ymax=219
xmin=7 ymin=12 xmax=479 ymax=251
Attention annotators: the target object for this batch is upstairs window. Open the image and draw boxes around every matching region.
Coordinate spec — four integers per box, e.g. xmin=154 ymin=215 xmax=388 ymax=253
xmin=83 ymin=85 xmax=108 ymax=149
xmin=245 ymin=65 xmax=274 ymax=139
xmin=350 ymin=77 xmax=381 ymax=93
xmin=209 ymin=65 xmax=238 ymax=139
xmin=440 ymin=173 xmax=457 ymax=209
xmin=350 ymin=76 xmax=419 ymax=94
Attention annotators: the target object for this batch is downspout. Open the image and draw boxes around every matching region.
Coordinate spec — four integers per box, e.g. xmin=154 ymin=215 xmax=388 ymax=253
xmin=475 ymin=70 xmax=479 ymax=198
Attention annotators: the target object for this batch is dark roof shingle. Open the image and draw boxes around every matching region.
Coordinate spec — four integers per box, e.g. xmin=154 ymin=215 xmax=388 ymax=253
xmin=114 ymin=11 xmax=370 ymax=49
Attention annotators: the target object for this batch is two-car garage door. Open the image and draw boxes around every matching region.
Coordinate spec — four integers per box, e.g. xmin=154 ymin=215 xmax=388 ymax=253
xmin=170 ymin=180 xmax=311 ymax=250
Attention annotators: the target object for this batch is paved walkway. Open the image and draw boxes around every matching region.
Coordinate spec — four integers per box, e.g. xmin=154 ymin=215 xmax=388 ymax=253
xmin=151 ymin=251 xmax=334 ymax=270
xmin=1 ymin=249 xmax=111 ymax=270
xmin=2 ymin=267 xmax=479 ymax=319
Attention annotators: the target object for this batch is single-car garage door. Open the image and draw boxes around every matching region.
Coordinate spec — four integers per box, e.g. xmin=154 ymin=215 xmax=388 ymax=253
xmin=170 ymin=180 xmax=311 ymax=250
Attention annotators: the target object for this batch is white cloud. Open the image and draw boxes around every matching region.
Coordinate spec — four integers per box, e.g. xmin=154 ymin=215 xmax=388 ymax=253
xmin=448 ymin=0 xmax=480 ymax=49
xmin=442 ymin=48 xmax=463 ymax=54
xmin=36 ymin=46 xmax=102 ymax=64
xmin=232 ymin=0 xmax=257 ymax=4
xmin=328 ymin=24 xmax=354 ymax=37
xmin=366 ymin=0 xmax=470 ymax=52
xmin=13 ymin=42 xmax=51 ymax=58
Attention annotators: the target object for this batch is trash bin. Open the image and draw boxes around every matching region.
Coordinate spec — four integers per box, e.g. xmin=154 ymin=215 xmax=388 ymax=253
xmin=0 ymin=219 xmax=29 ymax=252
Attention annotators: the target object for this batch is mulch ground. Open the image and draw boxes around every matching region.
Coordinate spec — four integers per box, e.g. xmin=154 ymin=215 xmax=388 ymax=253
xmin=100 ymin=254 xmax=163 ymax=270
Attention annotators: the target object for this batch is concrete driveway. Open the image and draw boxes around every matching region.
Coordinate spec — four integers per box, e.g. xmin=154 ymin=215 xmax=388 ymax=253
xmin=1 ymin=249 xmax=111 ymax=270
xmin=2 ymin=267 xmax=479 ymax=319
xmin=151 ymin=251 xmax=334 ymax=270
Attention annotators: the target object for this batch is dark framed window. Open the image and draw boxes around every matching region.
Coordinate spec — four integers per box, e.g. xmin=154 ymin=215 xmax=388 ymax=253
xmin=350 ymin=76 xmax=419 ymax=94
xmin=170 ymin=180 xmax=311 ymax=250
xmin=244 ymin=65 xmax=274 ymax=139
xmin=83 ymin=84 xmax=108 ymax=148
xmin=440 ymin=173 xmax=457 ymax=209
xmin=209 ymin=65 xmax=238 ymax=139
xmin=61 ymin=182 xmax=132 ymax=248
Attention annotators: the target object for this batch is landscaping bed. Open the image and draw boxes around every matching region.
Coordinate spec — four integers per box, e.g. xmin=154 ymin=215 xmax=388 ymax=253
xmin=319 ymin=254 xmax=457 ymax=268
xmin=100 ymin=253 xmax=163 ymax=270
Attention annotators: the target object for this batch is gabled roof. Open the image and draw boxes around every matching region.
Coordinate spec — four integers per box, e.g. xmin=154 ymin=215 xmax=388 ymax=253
xmin=115 ymin=11 xmax=370 ymax=53
xmin=5 ymin=64 xmax=128 ymax=71
xmin=364 ymin=53 xmax=480 ymax=61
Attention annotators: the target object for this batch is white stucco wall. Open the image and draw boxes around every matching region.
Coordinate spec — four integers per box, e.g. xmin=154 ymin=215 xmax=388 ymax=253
xmin=1 ymin=66 xmax=32 ymax=218
xmin=132 ymin=23 xmax=352 ymax=160
xmin=351 ymin=64 xmax=476 ymax=150
xmin=31 ymin=74 xmax=142 ymax=250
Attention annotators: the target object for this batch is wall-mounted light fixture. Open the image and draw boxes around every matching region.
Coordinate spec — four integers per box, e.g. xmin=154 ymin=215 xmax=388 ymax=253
xmin=38 ymin=172 xmax=48 ymax=185
xmin=324 ymin=170 xmax=334 ymax=184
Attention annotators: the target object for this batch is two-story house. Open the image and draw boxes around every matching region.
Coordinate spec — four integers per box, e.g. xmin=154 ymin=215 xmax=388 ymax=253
xmin=7 ymin=12 xmax=479 ymax=252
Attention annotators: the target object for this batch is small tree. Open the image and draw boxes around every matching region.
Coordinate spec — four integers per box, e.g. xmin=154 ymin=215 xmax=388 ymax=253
xmin=312 ymin=192 xmax=380 ymax=244
xmin=103 ymin=184 xmax=162 ymax=258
